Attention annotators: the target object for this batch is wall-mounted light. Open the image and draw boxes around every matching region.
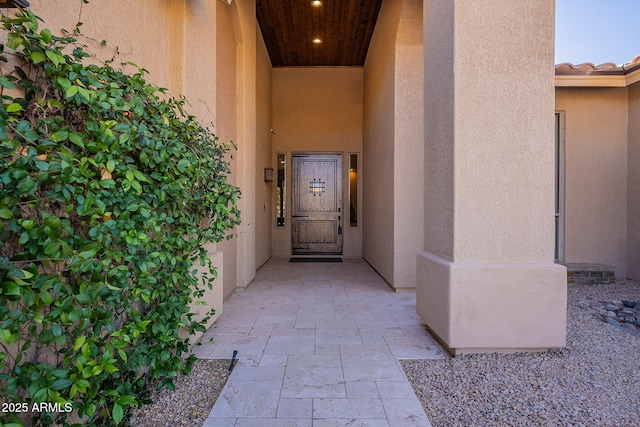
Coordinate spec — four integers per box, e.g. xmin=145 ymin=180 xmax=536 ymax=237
xmin=311 ymin=1 xmax=323 ymax=7
xmin=0 ymin=0 xmax=30 ymax=7
xmin=313 ymin=38 xmax=322 ymax=44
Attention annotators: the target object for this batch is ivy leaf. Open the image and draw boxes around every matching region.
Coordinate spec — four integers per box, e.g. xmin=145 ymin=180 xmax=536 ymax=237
xmin=45 ymin=49 xmax=64 ymax=66
xmin=73 ymin=335 xmax=86 ymax=351
xmin=112 ymin=402 xmax=123 ymax=424
xmin=41 ymin=290 xmax=55 ymax=305
xmin=0 ymin=76 xmax=15 ymax=89
xmin=31 ymin=50 xmax=46 ymax=63
xmin=0 ymin=328 xmax=17 ymax=344
xmin=40 ymin=28 xmax=52 ymax=43
xmin=50 ymin=378 xmax=73 ymax=391
xmin=0 ymin=208 xmax=13 ymax=219
xmin=65 ymin=85 xmax=79 ymax=99
xmin=16 ymin=177 xmax=36 ymax=194
xmin=57 ymin=76 xmax=71 ymax=89
xmin=6 ymin=103 xmax=23 ymax=113
xmin=1 ymin=282 xmax=21 ymax=296
xmin=44 ymin=241 xmax=61 ymax=257
xmin=52 ymin=130 xmax=69 ymax=142
xmin=7 ymin=33 xmax=22 ymax=50
xmin=69 ymin=132 xmax=84 ymax=148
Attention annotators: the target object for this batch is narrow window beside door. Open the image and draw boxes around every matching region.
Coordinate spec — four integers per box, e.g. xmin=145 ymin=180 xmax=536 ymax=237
xmin=276 ymin=153 xmax=286 ymax=227
xmin=555 ymin=112 xmax=565 ymax=263
xmin=349 ymin=153 xmax=358 ymax=227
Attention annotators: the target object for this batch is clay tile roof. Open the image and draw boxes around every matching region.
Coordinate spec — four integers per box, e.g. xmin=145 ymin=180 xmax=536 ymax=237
xmin=555 ymin=54 xmax=640 ymax=76
xmin=555 ymin=61 xmax=622 ymax=75
xmin=622 ymin=54 xmax=640 ymax=71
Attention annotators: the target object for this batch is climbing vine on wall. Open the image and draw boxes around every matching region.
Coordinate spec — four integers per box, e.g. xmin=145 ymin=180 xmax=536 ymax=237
xmin=0 ymin=8 xmax=240 ymax=426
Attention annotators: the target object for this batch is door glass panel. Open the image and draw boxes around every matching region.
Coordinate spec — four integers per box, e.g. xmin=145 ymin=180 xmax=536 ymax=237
xmin=276 ymin=153 xmax=285 ymax=227
xmin=349 ymin=153 xmax=358 ymax=227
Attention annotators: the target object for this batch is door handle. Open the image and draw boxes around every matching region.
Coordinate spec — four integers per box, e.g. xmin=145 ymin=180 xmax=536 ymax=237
xmin=292 ymin=215 xmax=309 ymax=218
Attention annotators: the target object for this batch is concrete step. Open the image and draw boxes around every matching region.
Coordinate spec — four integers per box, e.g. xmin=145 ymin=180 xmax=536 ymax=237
xmin=563 ymin=263 xmax=615 ymax=284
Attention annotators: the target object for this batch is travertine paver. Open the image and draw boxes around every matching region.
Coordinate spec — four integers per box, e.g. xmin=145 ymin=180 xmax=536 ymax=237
xmin=197 ymin=258 xmax=445 ymax=427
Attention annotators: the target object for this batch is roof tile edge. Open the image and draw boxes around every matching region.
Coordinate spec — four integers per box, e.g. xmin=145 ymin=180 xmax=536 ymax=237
xmin=555 ymin=54 xmax=640 ymax=76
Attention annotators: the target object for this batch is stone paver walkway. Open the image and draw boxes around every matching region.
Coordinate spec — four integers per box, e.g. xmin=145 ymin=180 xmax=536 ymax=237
xmin=194 ymin=257 xmax=446 ymax=426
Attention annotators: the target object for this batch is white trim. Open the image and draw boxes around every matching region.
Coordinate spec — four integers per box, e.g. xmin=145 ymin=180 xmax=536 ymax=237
xmin=555 ymin=75 xmax=626 ymax=88
xmin=555 ymin=67 xmax=640 ymax=88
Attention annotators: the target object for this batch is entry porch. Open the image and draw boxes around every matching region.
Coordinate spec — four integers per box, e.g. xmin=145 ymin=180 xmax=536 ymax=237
xmin=194 ymin=257 xmax=444 ymax=426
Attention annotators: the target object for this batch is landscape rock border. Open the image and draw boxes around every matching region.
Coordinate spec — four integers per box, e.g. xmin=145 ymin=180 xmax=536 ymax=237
xmin=127 ymin=359 xmax=230 ymax=427
xmin=578 ymin=297 xmax=640 ymax=336
xmin=402 ymin=279 xmax=640 ymax=427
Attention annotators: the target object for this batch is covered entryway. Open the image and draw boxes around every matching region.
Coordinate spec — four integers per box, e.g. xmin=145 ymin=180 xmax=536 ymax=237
xmin=291 ymin=153 xmax=344 ymax=254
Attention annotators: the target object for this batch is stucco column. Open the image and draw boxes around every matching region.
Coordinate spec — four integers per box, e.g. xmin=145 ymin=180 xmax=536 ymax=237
xmin=417 ymin=0 xmax=567 ymax=354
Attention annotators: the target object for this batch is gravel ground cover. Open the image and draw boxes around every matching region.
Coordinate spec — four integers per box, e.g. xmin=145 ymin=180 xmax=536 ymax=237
xmin=401 ymin=280 xmax=640 ymax=427
xmin=127 ymin=359 xmax=230 ymax=427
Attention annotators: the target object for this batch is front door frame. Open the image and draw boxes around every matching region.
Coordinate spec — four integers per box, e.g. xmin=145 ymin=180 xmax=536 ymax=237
xmin=291 ymin=152 xmax=344 ymax=254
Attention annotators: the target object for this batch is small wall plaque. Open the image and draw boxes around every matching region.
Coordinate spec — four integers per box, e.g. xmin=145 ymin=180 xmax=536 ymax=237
xmin=264 ymin=168 xmax=274 ymax=182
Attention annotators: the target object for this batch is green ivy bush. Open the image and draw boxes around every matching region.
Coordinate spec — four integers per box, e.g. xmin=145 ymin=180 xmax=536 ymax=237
xmin=0 ymin=9 xmax=240 ymax=426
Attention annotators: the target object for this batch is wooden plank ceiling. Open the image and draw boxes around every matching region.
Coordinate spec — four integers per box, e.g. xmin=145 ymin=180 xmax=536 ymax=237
xmin=256 ymin=0 xmax=383 ymax=67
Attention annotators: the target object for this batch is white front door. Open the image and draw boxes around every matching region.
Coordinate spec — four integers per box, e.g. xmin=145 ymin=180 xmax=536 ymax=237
xmin=291 ymin=154 xmax=343 ymax=254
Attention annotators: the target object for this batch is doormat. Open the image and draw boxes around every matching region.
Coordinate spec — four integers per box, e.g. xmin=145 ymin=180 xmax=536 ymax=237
xmin=289 ymin=257 xmax=343 ymax=263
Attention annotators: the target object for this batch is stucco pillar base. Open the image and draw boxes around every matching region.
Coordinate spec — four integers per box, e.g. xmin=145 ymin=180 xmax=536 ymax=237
xmin=416 ymin=252 xmax=567 ymax=355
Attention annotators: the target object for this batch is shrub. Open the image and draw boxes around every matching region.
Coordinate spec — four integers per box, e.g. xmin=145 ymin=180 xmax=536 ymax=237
xmin=0 ymin=8 xmax=240 ymax=426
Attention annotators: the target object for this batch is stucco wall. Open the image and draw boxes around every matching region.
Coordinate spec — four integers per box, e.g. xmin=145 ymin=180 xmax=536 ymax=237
xmin=27 ymin=1 xmax=182 ymax=92
xmin=272 ymin=68 xmax=364 ymax=257
xmin=216 ymin=1 xmax=239 ymax=300
xmin=233 ymin=0 xmax=258 ymax=289
xmin=363 ymin=0 xmax=424 ymax=290
xmin=453 ymin=0 xmax=557 ymax=263
xmin=255 ymin=24 xmax=273 ymax=268
xmin=628 ymin=82 xmax=640 ymax=279
xmin=556 ymin=88 xmax=629 ymax=277
xmin=422 ymin=0 xmax=455 ymax=260
xmin=363 ymin=0 xmax=401 ymax=284
xmin=393 ymin=0 xmax=424 ymax=289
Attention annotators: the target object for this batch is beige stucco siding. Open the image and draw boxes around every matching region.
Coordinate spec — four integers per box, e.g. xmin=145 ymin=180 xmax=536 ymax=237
xmin=628 ymin=82 xmax=640 ymax=279
xmin=255 ymin=25 xmax=274 ymax=269
xmin=363 ymin=0 xmax=400 ymax=285
xmin=392 ymin=0 xmax=424 ymax=289
xmin=422 ymin=0 xmax=455 ymax=261
xmin=216 ymin=2 xmax=240 ymax=300
xmin=453 ymin=1 xmax=557 ymax=264
xmin=362 ymin=0 xmax=424 ymax=290
xmin=28 ymin=1 xmax=185 ymax=93
xmin=556 ymin=88 xmax=629 ymax=277
xmin=272 ymin=68 xmax=364 ymax=257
